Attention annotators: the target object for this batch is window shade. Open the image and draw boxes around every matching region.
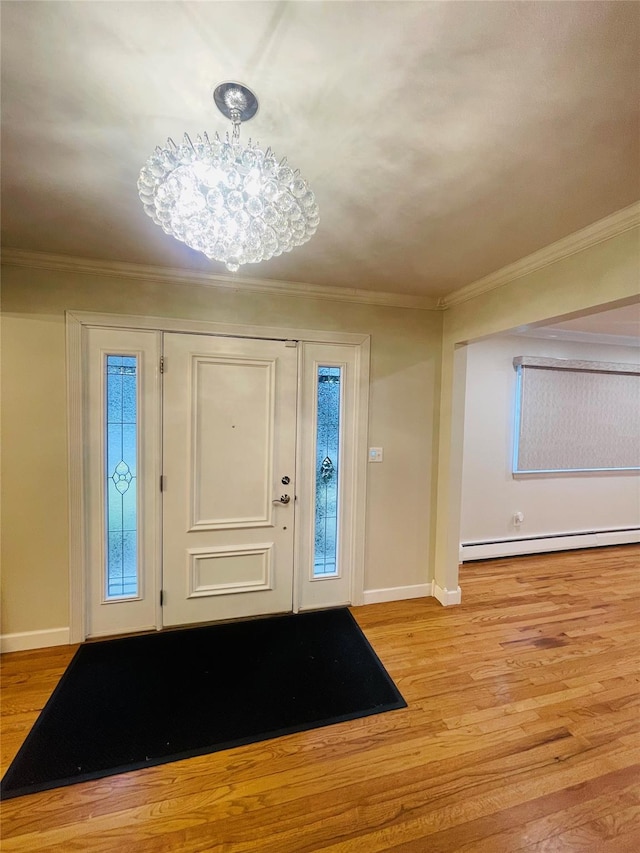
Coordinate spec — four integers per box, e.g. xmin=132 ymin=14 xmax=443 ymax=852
xmin=513 ymin=356 xmax=640 ymax=473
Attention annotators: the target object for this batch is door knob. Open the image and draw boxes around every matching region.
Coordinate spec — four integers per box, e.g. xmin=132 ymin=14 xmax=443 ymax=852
xmin=273 ymin=494 xmax=291 ymax=505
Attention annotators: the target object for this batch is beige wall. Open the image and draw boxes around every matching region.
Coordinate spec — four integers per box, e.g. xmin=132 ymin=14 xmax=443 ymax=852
xmin=2 ymin=224 xmax=638 ymax=637
xmin=0 ymin=264 xmax=442 ymax=635
xmin=432 ymin=226 xmax=640 ymax=593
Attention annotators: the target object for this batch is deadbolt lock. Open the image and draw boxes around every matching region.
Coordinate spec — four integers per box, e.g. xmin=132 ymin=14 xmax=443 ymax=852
xmin=281 ymin=476 xmax=290 ymax=485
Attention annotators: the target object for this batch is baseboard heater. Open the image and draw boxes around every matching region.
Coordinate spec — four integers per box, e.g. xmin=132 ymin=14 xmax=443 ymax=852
xmin=460 ymin=527 xmax=640 ymax=562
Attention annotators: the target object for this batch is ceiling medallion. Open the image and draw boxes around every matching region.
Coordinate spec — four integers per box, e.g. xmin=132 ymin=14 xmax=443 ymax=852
xmin=138 ymin=82 xmax=319 ymax=272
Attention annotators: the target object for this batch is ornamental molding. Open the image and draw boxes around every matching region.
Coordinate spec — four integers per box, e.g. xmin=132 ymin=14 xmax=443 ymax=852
xmin=3 ymin=202 xmax=637 ymax=312
xmin=439 ymin=201 xmax=640 ymax=309
xmin=0 ymin=248 xmax=440 ymax=311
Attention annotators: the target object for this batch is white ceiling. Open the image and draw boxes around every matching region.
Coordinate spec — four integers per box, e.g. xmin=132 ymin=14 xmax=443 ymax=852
xmin=543 ymin=303 xmax=640 ymax=338
xmin=516 ymin=302 xmax=640 ymax=344
xmin=1 ymin=1 xmax=639 ymax=299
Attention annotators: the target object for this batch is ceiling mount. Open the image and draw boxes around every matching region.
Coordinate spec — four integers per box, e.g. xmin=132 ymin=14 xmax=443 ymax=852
xmin=213 ymin=81 xmax=259 ymax=123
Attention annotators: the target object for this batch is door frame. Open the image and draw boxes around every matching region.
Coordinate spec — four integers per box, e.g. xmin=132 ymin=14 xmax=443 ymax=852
xmin=66 ymin=310 xmax=370 ymax=643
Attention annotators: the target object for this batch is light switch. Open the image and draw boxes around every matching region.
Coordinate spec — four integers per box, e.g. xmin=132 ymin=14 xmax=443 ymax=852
xmin=369 ymin=447 xmax=383 ymax=463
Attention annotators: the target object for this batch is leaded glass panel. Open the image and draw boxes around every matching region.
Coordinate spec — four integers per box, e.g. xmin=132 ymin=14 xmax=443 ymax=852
xmin=314 ymin=366 xmax=341 ymax=576
xmin=105 ymin=355 xmax=138 ymax=598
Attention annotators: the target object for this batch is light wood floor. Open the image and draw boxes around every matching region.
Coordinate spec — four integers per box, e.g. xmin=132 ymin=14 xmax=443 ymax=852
xmin=1 ymin=545 xmax=639 ymax=852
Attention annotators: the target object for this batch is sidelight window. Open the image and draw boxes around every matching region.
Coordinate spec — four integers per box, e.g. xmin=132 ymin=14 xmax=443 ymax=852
xmin=105 ymin=355 xmax=139 ymax=598
xmin=314 ymin=366 xmax=341 ymax=576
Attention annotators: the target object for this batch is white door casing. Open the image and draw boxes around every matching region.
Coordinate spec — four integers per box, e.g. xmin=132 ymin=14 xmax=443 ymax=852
xmin=68 ymin=311 xmax=369 ymax=641
xmin=161 ymin=333 xmax=298 ymax=626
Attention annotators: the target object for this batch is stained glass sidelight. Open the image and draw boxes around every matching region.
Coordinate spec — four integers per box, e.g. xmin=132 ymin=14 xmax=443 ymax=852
xmin=105 ymin=356 xmax=138 ymax=598
xmin=314 ymin=366 xmax=341 ymax=576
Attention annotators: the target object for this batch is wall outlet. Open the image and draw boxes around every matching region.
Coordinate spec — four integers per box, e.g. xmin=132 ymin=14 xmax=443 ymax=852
xmin=513 ymin=512 xmax=524 ymax=525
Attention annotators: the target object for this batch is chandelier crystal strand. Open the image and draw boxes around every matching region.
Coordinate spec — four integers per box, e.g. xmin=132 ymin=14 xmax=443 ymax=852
xmin=138 ymin=85 xmax=319 ymax=273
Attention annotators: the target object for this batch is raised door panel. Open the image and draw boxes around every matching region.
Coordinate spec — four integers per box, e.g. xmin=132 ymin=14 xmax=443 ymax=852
xmin=190 ymin=356 xmax=275 ymax=529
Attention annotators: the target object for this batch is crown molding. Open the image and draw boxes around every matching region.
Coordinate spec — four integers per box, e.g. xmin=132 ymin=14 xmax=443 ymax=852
xmin=5 ymin=201 xmax=635 ymax=312
xmin=439 ymin=201 xmax=640 ymax=309
xmin=0 ymin=248 xmax=440 ymax=311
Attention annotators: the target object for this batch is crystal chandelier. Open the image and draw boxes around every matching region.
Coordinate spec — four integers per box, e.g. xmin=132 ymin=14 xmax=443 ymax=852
xmin=138 ymin=82 xmax=319 ymax=272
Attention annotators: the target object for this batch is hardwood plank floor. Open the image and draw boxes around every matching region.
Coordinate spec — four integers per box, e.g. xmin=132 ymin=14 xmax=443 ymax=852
xmin=1 ymin=545 xmax=639 ymax=851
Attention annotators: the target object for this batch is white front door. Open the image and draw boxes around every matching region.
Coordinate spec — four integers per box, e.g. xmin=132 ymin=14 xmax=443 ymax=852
xmin=161 ymin=333 xmax=298 ymax=627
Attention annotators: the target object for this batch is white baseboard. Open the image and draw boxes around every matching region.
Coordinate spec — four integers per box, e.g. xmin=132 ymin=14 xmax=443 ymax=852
xmin=0 ymin=627 xmax=70 ymax=654
xmin=460 ymin=528 xmax=640 ymax=562
xmin=433 ymin=584 xmax=462 ymax=606
xmin=363 ymin=583 xmax=433 ymax=605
